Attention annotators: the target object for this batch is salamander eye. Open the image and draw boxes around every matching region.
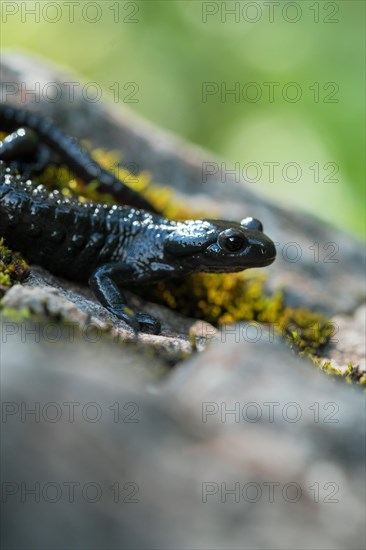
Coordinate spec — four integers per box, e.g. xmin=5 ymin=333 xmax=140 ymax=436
xmin=218 ymin=229 xmax=248 ymax=252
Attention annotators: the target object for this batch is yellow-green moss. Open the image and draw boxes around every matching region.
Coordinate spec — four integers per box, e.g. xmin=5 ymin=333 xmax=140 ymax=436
xmin=0 ymin=238 xmax=29 ymax=293
xmin=312 ymin=359 xmax=365 ymax=387
xmin=139 ymin=272 xmax=334 ymax=356
xmin=0 ymin=306 xmax=32 ymax=321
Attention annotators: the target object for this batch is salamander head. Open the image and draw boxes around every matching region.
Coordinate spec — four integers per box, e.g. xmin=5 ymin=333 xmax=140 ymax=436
xmin=165 ymin=217 xmax=276 ymax=273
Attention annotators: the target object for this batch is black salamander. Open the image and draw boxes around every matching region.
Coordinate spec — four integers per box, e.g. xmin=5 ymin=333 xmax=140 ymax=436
xmin=0 ymin=105 xmax=276 ymax=333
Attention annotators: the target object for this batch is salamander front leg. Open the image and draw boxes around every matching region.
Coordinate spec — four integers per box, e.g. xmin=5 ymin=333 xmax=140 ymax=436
xmin=89 ymin=264 xmax=161 ymax=334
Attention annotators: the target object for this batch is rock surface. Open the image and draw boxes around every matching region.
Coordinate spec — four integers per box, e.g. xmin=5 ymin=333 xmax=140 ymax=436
xmin=0 ymin=53 xmax=365 ymax=549
xmin=1 ymin=323 xmax=365 ymax=549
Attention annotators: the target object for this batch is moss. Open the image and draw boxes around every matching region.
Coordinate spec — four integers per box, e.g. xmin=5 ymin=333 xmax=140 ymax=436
xmin=1 ymin=142 xmax=362 ymax=384
xmin=139 ymin=272 xmax=333 ymax=356
xmin=312 ymin=359 xmax=366 ymax=387
xmin=0 ymin=238 xmax=29 ymax=294
xmin=0 ymin=306 xmax=32 ymax=321
xmin=346 ymin=365 xmax=366 ymax=385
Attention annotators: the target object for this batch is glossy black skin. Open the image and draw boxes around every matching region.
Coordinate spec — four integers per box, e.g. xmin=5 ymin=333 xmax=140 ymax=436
xmin=0 ymin=104 xmax=156 ymax=213
xmin=0 ymin=105 xmax=276 ymax=333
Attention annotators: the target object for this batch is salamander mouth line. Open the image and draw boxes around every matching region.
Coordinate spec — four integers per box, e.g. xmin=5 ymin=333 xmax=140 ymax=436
xmin=246 ymin=257 xmax=276 ymax=267
xmin=200 ymin=257 xmax=276 ymax=273
xmin=252 ymin=256 xmax=275 ymax=267
xmin=206 ymin=258 xmax=275 ymax=271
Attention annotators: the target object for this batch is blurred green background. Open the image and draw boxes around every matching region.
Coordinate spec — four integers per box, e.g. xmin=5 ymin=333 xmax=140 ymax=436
xmin=1 ymin=0 xmax=365 ymax=236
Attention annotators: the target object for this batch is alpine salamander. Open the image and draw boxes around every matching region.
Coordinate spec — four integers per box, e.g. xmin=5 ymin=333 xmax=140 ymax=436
xmin=0 ymin=104 xmax=276 ymax=333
